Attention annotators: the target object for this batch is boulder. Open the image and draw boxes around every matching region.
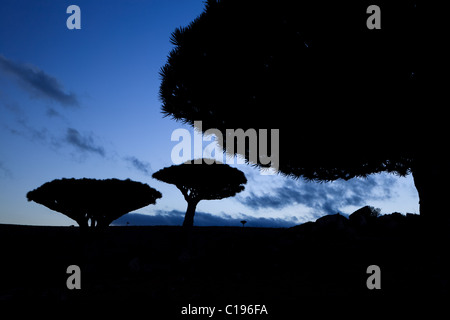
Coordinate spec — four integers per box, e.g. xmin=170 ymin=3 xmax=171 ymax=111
xmin=377 ymin=212 xmax=405 ymax=230
xmin=315 ymin=213 xmax=348 ymax=230
xmin=349 ymin=205 xmax=380 ymax=227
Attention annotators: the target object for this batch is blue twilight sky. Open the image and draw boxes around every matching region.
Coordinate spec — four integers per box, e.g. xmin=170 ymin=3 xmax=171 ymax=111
xmin=0 ymin=0 xmax=419 ymax=227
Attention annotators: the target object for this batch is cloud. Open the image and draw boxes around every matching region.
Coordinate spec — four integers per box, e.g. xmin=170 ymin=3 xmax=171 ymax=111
xmin=125 ymin=156 xmax=152 ymax=176
xmin=0 ymin=161 xmax=12 ymax=178
xmin=112 ymin=210 xmax=297 ymax=228
xmin=0 ymin=100 xmax=50 ymax=143
xmin=238 ymin=174 xmax=396 ymax=216
xmin=1 ymin=95 xmax=108 ymax=161
xmin=13 ymin=118 xmax=49 ymax=142
xmin=65 ymin=128 xmax=105 ymax=157
xmin=46 ymin=107 xmax=62 ymax=118
xmin=0 ymin=54 xmax=79 ymax=107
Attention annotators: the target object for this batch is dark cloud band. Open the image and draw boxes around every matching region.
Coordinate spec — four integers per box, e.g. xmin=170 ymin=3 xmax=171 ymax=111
xmin=65 ymin=128 xmax=105 ymax=157
xmin=0 ymin=55 xmax=79 ymax=107
xmin=113 ymin=210 xmax=297 ymax=228
xmin=125 ymin=156 xmax=152 ymax=176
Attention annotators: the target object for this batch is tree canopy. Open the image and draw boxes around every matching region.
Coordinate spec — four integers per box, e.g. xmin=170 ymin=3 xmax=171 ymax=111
xmin=159 ymin=0 xmax=448 ymax=220
xmin=26 ymin=178 xmax=162 ymax=229
xmin=152 ymin=159 xmax=247 ymax=227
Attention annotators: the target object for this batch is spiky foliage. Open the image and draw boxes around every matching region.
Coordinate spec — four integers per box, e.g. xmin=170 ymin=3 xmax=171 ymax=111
xmin=159 ymin=0 xmax=448 ymax=220
xmin=152 ymin=159 xmax=246 ymax=227
xmin=27 ymin=178 xmax=162 ymax=229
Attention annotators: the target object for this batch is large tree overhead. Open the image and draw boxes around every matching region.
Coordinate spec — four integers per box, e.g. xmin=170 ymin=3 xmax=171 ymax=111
xmin=159 ymin=0 xmax=448 ymax=221
xmin=27 ymin=178 xmax=162 ymax=229
xmin=152 ymin=159 xmax=247 ymax=227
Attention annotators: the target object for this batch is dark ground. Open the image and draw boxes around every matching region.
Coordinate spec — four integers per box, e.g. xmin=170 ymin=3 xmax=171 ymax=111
xmin=0 ymin=214 xmax=449 ymax=313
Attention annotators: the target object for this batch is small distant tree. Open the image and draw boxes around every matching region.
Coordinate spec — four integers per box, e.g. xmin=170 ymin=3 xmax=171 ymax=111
xmin=152 ymin=159 xmax=247 ymax=227
xmin=26 ymin=178 xmax=162 ymax=230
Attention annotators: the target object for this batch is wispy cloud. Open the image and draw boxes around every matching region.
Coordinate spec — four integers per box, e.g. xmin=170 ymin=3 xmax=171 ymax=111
xmin=238 ymin=174 xmax=396 ymax=216
xmin=112 ymin=210 xmax=298 ymax=228
xmin=46 ymin=107 xmax=62 ymax=118
xmin=1 ymin=97 xmax=107 ymax=160
xmin=1 ymin=100 xmax=50 ymax=143
xmin=0 ymin=161 xmax=12 ymax=179
xmin=65 ymin=128 xmax=105 ymax=157
xmin=125 ymin=156 xmax=152 ymax=176
xmin=0 ymin=54 xmax=79 ymax=107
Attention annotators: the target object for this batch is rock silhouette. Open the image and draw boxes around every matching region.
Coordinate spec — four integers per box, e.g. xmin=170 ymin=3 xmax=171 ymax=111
xmin=348 ymin=205 xmax=380 ymax=228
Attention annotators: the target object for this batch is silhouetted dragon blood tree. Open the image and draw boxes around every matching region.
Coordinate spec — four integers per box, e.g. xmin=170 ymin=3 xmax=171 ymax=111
xmin=159 ymin=0 xmax=447 ymax=222
xmin=152 ymin=159 xmax=247 ymax=227
xmin=27 ymin=178 xmax=162 ymax=229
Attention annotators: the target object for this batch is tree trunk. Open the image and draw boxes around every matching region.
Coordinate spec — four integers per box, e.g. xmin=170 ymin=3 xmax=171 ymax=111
xmin=77 ymin=217 xmax=88 ymax=230
xmin=97 ymin=218 xmax=109 ymax=230
xmin=183 ymin=200 xmax=199 ymax=228
xmin=411 ymin=157 xmax=448 ymax=225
